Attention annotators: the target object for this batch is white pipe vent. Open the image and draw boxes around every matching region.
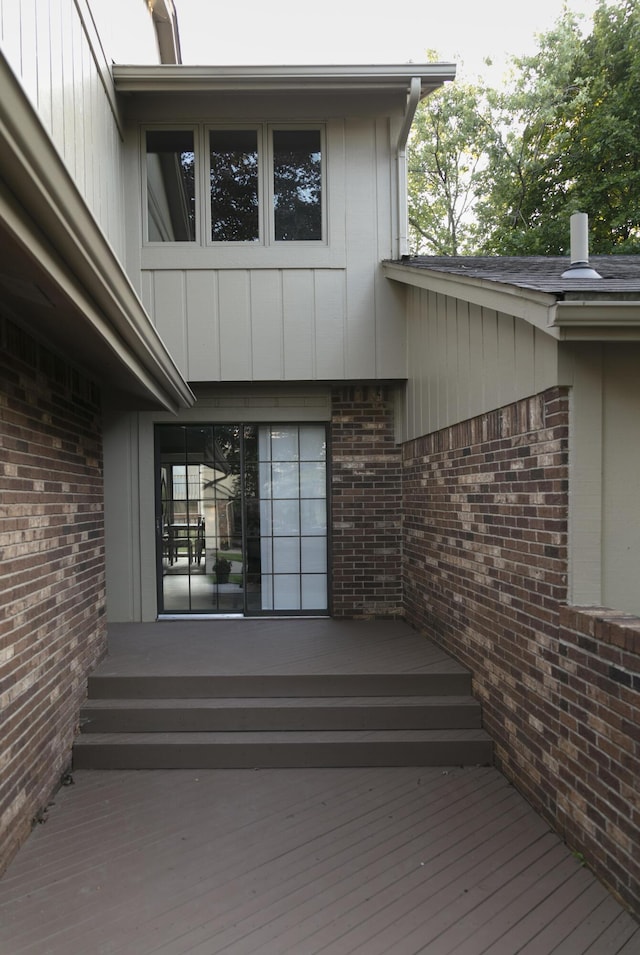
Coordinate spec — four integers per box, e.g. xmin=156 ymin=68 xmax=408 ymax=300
xmin=562 ymin=212 xmax=602 ymax=278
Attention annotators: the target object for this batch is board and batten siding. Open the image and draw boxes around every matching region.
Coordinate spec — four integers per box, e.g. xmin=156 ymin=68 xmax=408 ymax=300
xmin=402 ymin=285 xmax=560 ymax=442
xmin=0 ymin=0 xmax=134 ymax=259
xmin=134 ymin=115 xmax=407 ymax=383
xmin=568 ymin=343 xmax=640 ymax=615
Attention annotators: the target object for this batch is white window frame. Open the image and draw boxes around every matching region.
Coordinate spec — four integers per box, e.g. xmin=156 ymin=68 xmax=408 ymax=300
xmin=140 ymin=121 xmax=345 ymax=269
xmin=142 ymin=125 xmax=199 ymax=245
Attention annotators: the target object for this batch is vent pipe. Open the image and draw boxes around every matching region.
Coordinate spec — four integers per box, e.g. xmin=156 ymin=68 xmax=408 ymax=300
xmin=562 ymin=212 xmax=602 ymax=278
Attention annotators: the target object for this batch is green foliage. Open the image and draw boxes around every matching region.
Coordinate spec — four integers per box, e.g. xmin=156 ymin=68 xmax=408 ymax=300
xmin=408 ymin=82 xmax=496 ymax=254
xmin=409 ymin=0 xmax=640 ymax=256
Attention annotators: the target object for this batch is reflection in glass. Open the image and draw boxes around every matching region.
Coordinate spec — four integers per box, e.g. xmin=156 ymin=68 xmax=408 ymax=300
xmin=209 ymin=130 xmax=259 ymax=242
xmin=157 ymin=423 xmax=327 ymax=614
xmin=146 ymin=130 xmax=196 ymax=242
xmin=273 ymin=130 xmax=322 ymax=241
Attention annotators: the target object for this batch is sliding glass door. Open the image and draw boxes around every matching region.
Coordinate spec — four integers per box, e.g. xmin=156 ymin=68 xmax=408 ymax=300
xmin=156 ymin=423 xmax=328 ymax=615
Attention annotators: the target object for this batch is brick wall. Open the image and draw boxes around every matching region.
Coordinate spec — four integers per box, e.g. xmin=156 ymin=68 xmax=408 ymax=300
xmin=330 ymin=386 xmax=402 ymax=617
xmin=0 ymin=317 xmax=107 ymax=874
xmin=555 ymin=607 xmax=640 ymax=916
xmin=402 ymin=386 xmax=639 ymax=917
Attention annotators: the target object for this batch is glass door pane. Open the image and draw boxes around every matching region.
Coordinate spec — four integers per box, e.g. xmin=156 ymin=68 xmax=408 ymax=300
xmin=156 ymin=422 xmax=327 ymax=614
xmin=256 ymin=424 xmax=327 ymax=612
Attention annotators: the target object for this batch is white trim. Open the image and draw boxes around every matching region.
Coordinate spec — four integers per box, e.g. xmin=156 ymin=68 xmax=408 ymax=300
xmin=113 ymin=63 xmax=457 ymax=95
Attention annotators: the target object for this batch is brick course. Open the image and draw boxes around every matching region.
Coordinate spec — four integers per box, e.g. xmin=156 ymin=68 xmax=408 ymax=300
xmin=330 ymin=386 xmax=402 ymax=617
xmin=0 ymin=317 xmax=106 ymax=874
xmin=402 ymin=387 xmax=640 ymax=918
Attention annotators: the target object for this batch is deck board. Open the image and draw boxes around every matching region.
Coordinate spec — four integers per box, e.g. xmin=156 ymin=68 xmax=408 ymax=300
xmin=2 ymin=767 xmax=637 ymax=954
xmin=2 ymin=621 xmax=637 ymax=953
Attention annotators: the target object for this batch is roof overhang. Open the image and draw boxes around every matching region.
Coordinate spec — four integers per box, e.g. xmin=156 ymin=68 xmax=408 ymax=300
xmin=0 ymin=50 xmax=193 ymax=412
xmin=112 ymin=62 xmax=456 ymax=97
xmin=383 ymin=261 xmax=640 ymax=342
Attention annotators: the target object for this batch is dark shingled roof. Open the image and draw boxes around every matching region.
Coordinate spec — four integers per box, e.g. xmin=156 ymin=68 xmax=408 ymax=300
xmin=397 ymin=255 xmax=640 ymax=296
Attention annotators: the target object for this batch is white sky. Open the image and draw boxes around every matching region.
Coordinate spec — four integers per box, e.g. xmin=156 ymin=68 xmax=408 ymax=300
xmin=174 ymin=0 xmax=600 ymax=81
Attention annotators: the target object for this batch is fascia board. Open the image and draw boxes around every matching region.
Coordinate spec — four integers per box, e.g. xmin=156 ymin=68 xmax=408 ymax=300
xmin=0 ymin=51 xmax=193 ymax=411
xmin=382 ymin=261 xmax=559 ymax=336
xmin=551 ymin=301 xmax=640 ymax=340
xmin=112 ymin=63 xmax=457 ymax=95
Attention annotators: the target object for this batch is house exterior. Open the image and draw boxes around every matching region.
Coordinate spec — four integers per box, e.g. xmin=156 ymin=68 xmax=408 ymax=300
xmin=0 ymin=0 xmax=638 ymax=921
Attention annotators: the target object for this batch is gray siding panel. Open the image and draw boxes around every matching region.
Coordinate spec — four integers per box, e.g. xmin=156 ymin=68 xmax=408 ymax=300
xmin=404 ymin=287 xmax=560 ymax=440
xmin=134 ymin=117 xmax=407 ymax=383
xmin=1 ymin=0 xmax=128 ymax=258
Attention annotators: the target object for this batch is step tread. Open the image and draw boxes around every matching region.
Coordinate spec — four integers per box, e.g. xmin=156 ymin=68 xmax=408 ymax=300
xmin=74 ymin=728 xmax=492 ymax=745
xmin=80 ymin=695 xmax=480 ymax=710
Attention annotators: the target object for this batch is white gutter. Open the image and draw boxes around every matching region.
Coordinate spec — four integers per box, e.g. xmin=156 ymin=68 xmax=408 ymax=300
xmin=396 ymin=77 xmax=422 ymax=257
xmin=112 ymin=62 xmax=457 ymax=94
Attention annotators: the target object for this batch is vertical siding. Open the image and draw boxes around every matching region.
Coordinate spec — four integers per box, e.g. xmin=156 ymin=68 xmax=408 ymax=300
xmin=314 ymin=270 xmax=346 ymax=379
xmin=152 ymin=270 xmax=188 ymax=372
xmin=344 ymin=118 xmax=378 ymax=378
xmin=601 ymin=345 xmax=640 ymax=613
xmin=403 ymin=287 xmax=559 ymax=441
xmin=567 ymin=347 xmax=604 ymax=607
xmin=133 ymin=118 xmax=407 ymax=382
xmin=186 ymin=271 xmax=221 ymax=381
xmin=283 ymin=271 xmax=315 ymax=378
xmin=0 ymin=0 xmax=129 ymax=258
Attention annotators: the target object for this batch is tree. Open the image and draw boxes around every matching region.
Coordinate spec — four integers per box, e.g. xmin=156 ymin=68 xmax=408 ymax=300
xmin=409 ymin=0 xmax=640 ymax=256
xmin=476 ymin=0 xmax=640 ymax=254
xmin=408 ymin=81 xmax=496 ymax=254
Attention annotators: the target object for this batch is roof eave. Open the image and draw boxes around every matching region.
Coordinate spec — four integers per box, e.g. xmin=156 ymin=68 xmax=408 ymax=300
xmin=112 ymin=63 xmax=457 ymax=96
xmin=384 ymin=261 xmax=640 ymax=341
xmin=552 ymin=301 xmax=640 ymax=340
xmin=0 ymin=49 xmax=193 ymax=412
xmin=382 ymin=260 xmax=559 ymax=336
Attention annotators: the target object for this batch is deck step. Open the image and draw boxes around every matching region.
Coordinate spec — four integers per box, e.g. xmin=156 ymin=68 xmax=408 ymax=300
xmin=86 ymin=671 xmax=472 ymax=699
xmin=75 ymin=638 xmax=493 ymax=770
xmin=79 ymin=696 xmax=483 ymax=733
xmin=72 ymin=729 xmax=494 ymax=769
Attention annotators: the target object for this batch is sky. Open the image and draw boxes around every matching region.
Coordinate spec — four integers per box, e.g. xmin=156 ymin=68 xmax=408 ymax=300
xmin=174 ymin=0 xmax=601 ymax=81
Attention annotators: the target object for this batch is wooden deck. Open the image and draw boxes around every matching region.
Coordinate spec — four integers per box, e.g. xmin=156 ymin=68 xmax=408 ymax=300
xmin=2 ymin=620 xmax=638 ymax=953
xmin=92 ymin=618 xmax=472 ymax=677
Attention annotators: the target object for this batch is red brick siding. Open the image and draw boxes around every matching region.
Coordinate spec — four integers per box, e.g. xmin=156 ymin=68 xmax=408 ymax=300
xmin=0 ymin=317 xmax=106 ymax=874
xmin=555 ymin=606 xmax=640 ymax=916
xmin=330 ymin=386 xmax=402 ymax=617
xmin=402 ymin=386 xmax=639 ymax=917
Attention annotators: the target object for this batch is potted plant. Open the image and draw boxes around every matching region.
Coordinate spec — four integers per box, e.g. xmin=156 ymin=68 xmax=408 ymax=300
xmin=213 ymin=556 xmax=232 ymax=584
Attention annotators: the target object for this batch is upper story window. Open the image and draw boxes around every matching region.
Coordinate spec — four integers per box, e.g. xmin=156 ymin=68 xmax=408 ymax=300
xmin=145 ymin=126 xmax=324 ymax=246
xmin=272 ymin=129 xmax=322 ymax=242
xmin=209 ymin=129 xmax=259 ymax=242
xmin=145 ymin=130 xmax=196 ymax=242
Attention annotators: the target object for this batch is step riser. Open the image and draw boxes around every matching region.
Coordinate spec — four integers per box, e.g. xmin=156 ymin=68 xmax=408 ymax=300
xmin=80 ymin=705 xmax=482 ymax=733
xmin=73 ymin=740 xmax=494 ymax=770
xmin=87 ymin=673 xmax=472 ymax=700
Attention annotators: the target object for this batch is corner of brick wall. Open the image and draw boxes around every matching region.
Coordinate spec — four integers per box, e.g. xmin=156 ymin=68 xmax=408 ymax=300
xmin=0 ymin=317 xmax=107 ymax=875
xmin=554 ymin=605 xmax=640 ymax=914
xmin=402 ymin=386 xmax=640 ymax=918
xmin=330 ymin=385 xmax=402 ymax=617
